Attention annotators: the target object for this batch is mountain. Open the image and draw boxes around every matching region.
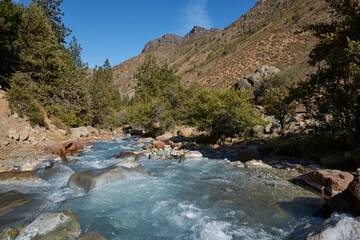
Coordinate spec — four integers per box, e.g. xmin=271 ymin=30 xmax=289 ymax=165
xmin=112 ymin=0 xmax=335 ymax=97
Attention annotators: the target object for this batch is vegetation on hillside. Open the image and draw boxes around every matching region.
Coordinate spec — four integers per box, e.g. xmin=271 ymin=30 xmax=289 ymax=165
xmin=296 ymin=0 xmax=360 ymax=143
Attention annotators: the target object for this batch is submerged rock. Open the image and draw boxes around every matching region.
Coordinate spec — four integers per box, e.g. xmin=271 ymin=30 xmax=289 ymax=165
xmin=15 ymin=210 xmax=80 ymax=240
xmin=289 ymin=215 xmax=360 ymax=240
xmin=68 ymin=160 xmax=147 ymax=192
xmin=179 ymin=151 xmax=203 ymax=163
xmin=135 ymin=153 xmax=148 ymax=161
xmin=76 ymin=232 xmax=107 ymax=240
xmin=292 ymin=169 xmax=354 ymax=198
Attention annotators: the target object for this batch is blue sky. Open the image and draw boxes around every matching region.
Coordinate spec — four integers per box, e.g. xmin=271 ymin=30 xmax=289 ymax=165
xmin=19 ymin=0 xmax=258 ymax=67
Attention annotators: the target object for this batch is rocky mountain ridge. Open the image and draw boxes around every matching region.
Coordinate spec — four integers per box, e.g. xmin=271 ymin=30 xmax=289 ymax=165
xmin=113 ymin=0 xmax=335 ymax=97
xmin=142 ymin=26 xmax=221 ymax=53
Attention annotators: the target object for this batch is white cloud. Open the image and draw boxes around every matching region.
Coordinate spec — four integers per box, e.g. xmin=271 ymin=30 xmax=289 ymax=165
xmin=181 ymin=0 xmax=211 ymax=33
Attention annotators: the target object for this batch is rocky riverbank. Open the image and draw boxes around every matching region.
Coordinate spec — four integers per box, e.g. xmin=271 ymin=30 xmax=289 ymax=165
xmin=1 ymin=118 xmax=360 ymax=239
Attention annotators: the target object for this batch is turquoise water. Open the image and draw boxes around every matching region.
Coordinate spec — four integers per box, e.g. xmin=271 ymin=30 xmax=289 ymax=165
xmin=37 ymin=138 xmax=324 ymax=239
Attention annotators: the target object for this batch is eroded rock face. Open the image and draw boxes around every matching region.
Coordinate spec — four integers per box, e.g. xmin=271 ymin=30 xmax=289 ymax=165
xmin=33 ymin=140 xmax=67 ymax=162
xmin=289 ymin=215 xmax=360 ymax=240
xmin=15 ymin=210 xmax=80 ymax=240
xmin=67 ymin=160 xmax=147 ymax=192
xmin=292 ymin=169 xmax=354 ymax=198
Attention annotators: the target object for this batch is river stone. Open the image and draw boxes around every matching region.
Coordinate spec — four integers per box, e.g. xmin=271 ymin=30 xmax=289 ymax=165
xmin=179 ymin=151 xmax=203 ymax=163
xmin=63 ymin=140 xmax=87 ymax=154
xmin=244 ymin=160 xmax=272 ymax=169
xmin=0 ymin=191 xmax=45 ymax=232
xmin=237 ymin=145 xmax=259 ymax=162
xmin=68 ymin=160 xmax=147 ymax=192
xmin=135 ymin=153 xmax=148 ymax=161
xmin=15 ymin=210 xmax=80 ymax=240
xmin=0 ymin=172 xmax=45 ymax=186
xmin=76 ymin=232 xmax=106 ymax=240
xmin=289 ymin=215 xmax=360 ymax=240
xmin=292 ymin=169 xmax=354 ymax=198
xmin=116 ymin=152 xmax=136 ymax=161
xmin=153 ymin=141 xmax=166 ymax=149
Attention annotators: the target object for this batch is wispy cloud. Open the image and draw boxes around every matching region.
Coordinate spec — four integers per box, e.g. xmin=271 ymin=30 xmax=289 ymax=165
xmin=180 ymin=0 xmax=211 ymax=34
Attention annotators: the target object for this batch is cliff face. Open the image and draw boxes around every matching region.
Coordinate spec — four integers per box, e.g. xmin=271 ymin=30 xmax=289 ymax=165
xmin=113 ymin=0 xmax=335 ymax=97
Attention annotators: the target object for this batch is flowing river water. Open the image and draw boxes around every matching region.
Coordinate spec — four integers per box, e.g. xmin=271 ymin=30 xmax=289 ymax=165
xmin=2 ymin=137 xmax=330 ymax=239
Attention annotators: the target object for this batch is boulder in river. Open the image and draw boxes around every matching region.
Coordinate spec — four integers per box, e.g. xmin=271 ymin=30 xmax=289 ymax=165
xmin=76 ymin=232 xmax=107 ymax=240
xmin=15 ymin=210 xmax=80 ymax=240
xmin=0 ymin=171 xmax=45 ymax=186
xmin=116 ymin=151 xmax=136 ymax=161
xmin=67 ymin=160 xmax=147 ymax=192
xmin=289 ymin=215 xmax=360 ymax=240
xmin=63 ymin=139 xmax=87 ymax=154
xmin=179 ymin=151 xmax=203 ymax=163
xmin=0 ymin=191 xmax=45 ymax=231
xmin=292 ymin=169 xmax=354 ymax=198
xmin=33 ymin=140 xmax=68 ymax=162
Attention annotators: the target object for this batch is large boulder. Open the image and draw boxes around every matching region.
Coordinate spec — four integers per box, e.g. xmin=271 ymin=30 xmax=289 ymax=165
xmin=63 ymin=139 xmax=87 ymax=154
xmin=179 ymin=151 xmax=203 ymax=163
xmin=289 ymin=215 xmax=360 ymax=240
xmin=116 ymin=152 xmax=136 ymax=161
xmin=0 ymin=191 xmax=45 ymax=231
xmin=76 ymin=232 xmax=107 ymax=240
xmin=68 ymin=160 xmax=147 ymax=192
xmin=15 ymin=210 xmax=80 ymax=240
xmin=237 ymin=145 xmax=259 ymax=162
xmin=155 ymin=133 xmax=173 ymax=141
xmin=0 ymin=172 xmax=45 ymax=186
xmin=33 ymin=140 xmax=68 ymax=162
xmin=71 ymin=126 xmax=90 ymax=138
xmin=234 ymin=65 xmax=280 ymax=90
xmin=292 ymin=169 xmax=354 ymax=198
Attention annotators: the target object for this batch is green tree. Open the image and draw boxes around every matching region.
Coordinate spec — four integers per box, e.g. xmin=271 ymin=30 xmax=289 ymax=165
xmin=0 ymin=0 xmax=23 ymax=88
xmin=298 ymin=0 xmax=360 ymax=142
xmin=183 ymin=88 xmax=265 ymax=137
xmin=68 ymin=36 xmax=87 ymax=69
xmin=33 ymin=0 xmax=71 ymax=44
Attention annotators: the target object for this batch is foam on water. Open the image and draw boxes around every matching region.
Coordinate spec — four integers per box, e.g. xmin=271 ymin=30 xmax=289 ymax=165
xmin=9 ymin=138 xmax=344 ymax=239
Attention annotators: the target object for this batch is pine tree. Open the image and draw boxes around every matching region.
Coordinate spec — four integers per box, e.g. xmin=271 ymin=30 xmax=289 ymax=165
xmin=298 ymin=0 xmax=360 ymax=142
xmin=0 ymin=0 xmax=23 ymax=88
xmin=33 ymin=0 xmax=71 ymax=44
xmin=68 ymin=36 xmax=87 ymax=69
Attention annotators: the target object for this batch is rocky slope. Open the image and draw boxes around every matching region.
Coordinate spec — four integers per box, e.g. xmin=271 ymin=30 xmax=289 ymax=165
xmin=112 ymin=0 xmax=335 ymax=97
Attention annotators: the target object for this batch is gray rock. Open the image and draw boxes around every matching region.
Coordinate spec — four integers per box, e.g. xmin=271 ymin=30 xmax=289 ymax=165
xmin=234 ymin=65 xmax=280 ymax=90
xmin=244 ymin=160 xmax=272 ymax=169
xmin=289 ymin=215 xmax=360 ymax=240
xmin=116 ymin=152 xmax=136 ymax=161
xmin=15 ymin=210 xmax=80 ymax=240
xmin=19 ymin=130 xmax=29 ymax=142
xmin=68 ymin=160 xmax=147 ymax=192
xmin=71 ymin=127 xmax=89 ymax=138
xmin=0 ymin=191 xmax=45 ymax=232
xmin=135 ymin=153 xmax=148 ymax=161
xmin=8 ymin=129 xmax=19 ymax=141
xmin=179 ymin=151 xmax=203 ymax=163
